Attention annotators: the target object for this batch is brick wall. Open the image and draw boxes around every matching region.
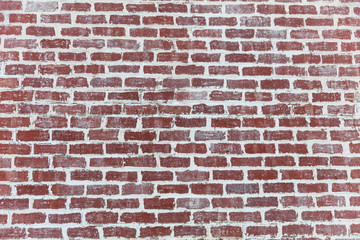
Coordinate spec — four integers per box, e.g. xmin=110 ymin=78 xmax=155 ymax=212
xmin=1 ymin=0 xmax=360 ymax=238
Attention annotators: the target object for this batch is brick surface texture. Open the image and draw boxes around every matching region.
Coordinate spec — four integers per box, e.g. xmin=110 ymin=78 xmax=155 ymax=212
xmin=1 ymin=0 xmax=360 ymax=239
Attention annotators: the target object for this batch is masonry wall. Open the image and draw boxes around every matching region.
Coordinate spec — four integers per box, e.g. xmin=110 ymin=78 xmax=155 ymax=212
xmin=1 ymin=0 xmax=360 ymax=239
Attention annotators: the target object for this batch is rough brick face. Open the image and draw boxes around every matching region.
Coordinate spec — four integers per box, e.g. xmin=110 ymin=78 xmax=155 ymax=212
xmin=0 ymin=0 xmax=359 ymax=239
